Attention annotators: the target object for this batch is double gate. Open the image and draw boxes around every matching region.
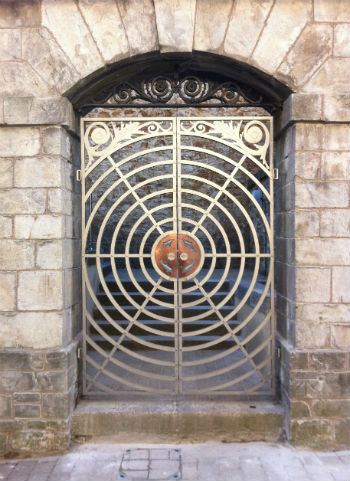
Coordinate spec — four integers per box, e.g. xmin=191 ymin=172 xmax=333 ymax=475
xmin=81 ymin=116 xmax=274 ymax=396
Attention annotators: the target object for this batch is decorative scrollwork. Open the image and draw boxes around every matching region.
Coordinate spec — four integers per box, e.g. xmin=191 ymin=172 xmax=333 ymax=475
xmin=88 ymin=74 xmax=266 ymax=108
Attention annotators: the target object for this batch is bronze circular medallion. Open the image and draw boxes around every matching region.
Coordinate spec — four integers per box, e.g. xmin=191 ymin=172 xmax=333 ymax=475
xmin=152 ymin=232 xmax=203 ymax=280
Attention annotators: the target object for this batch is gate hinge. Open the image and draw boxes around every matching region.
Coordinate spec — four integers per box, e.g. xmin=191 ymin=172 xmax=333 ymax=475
xmin=276 ymin=346 xmax=281 ymax=359
xmin=76 ymin=170 xmax=81 ymax=182
xmin=77 ymin=347 xmax=82 ymax=359
xmin=273 ymin=168 xmax=279 ymax=180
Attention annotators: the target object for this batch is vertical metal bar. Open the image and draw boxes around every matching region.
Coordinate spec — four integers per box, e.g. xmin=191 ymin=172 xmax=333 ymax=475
xmin=269 ymin=118 xmax=276 ymax=395
xmin=80 ymin=117 xmax=87 ymax=395
xmin=175 ymin=118 xmax=182 ymax=395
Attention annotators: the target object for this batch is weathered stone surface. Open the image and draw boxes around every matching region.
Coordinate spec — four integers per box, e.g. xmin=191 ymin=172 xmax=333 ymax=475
xmin=37 ymin=240 xmax=63 ymax=269
xmin=224 ymin=0 xmax=273 ymax=61
xmin=194 ymin=0 xmax=232 ymax=52
xmin=0 ymin=0 xmax=41 ymax=27
xmin=304 ymin=58 xmax=350 ymax=94
xmin=277 ymin=24 xmax=332 ymax=88
xmin=282 ymin=94 xmax=323 ymax=128
xmin=324 ymin=95 xmax=350 ymax=122
xmin=42 ymin=393 xmax=70 ymax=419
xmin=314 ymin=0 xmax=350 ymax=21
xmin=48 ymin=189 xmax=72 ymax=215
xmin=0 ymin=312 xmax=62 ymax=349
xmin=252 ymin=0 xmax=312 ymax=74
xmin=313 ymin=400 xmax=350 ymax=418
xmin=295 ymin=123 xmax=324 ymax=150
xmin=0 ymin=127 xmax=40 ymax=157
xmin=36 ymin=371 xmax=68 ymax=392
xmin=324 ymin=124 xmax=350 ymax=151
xmin=14 ymin=404 xmax=41 ymax=418
xmin=0 ymin=159 xmax=13 ymax=188
xmin=42 ymin=127 xmax=71 ymax=158
xmin=32 ymin=352 xmax=45 ymax=371
xmin=291 ymin=420 xmax=332 ymax=449
xmin=290 ymin=351 xmax=308 ymax=370
xmin=0 ymin=240 xmax=34 ymax=270
xmin=334 ymin=419 xmax=350 ymax=447
xmin=295 ymin=267 xmax=331 ymax=302
xmin=42 ymin=0 xmax=104 ymax=77
xmin=295 ymin=183 xmax=349 ymax=208
xmin=291 ymin=401 xmax=310 ymax=419
xmin=296 ymin=321 xmax=329 ymax=349
xmin=0 ymin=351 xmax=32 ymax=371
xmin=0 ymin=216 xmax=12 ymax=238
xmin=291 ymin=372 xmax=350 ymax=399
xmin=9 ymin=430 xmax=69 ymax=454
xmin=295 ymin=152 xmax=321 ymax=180
xmin=334 ymin=23 xmax=350 ymax=57
xmin=296 ymin=303 xmax=350 ymax=323
xmin=154 ymin=0 xmax=196 ymax=52
xmin=0 ymin=29 xmax=21 ymax=61
xmin=0 ymin=61 xmax=55 ymax=97
xmin=332 ymin=267 xmax=350 ymax=303
xmin=320 ymin=209 xmax=350 ymax=237
xmin=296 ymin=239 xmax=350 ymax=266
xmin=15 ymin=215 xmax=63 ymax=240
xmin=331 ymin=324 xmax=350 ymax=349
xmin=295 ymin=210 xmax=319 ymax=237
xmin=0 ymin=272 xmax=16 ymax=312
xmin=321 ymin=152 xmax=349 ymax=180
xmin=14 ymin=157 xmax=61 ymax=188
xmin=0 ymin=395 xmax=11 ymax=418
xmin=0 ymin=372 xmax=35 ymax=392
xmin=0 ymin=189 xmax=46 ymax=215
xmin=309 ymin=352 xmax=347 ymax=372
xmin=117 ymin=0 xmax=158 ymax=55
xmin=78 ymin=0 xmax=129 ymax=63
xmin=4 ymin=97 xmax=74 ymax=127
xmin=22 ymin=28 xmax=80 ymax=95
xmin=14 ymin=393 xmax=41 ymax=403
xmin=18 ymin=271 xmax=63 ymax=311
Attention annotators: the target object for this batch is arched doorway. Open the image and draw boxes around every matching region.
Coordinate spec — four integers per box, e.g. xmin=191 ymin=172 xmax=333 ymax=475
xmin=74 ymin=53 xmax=289 ymax=399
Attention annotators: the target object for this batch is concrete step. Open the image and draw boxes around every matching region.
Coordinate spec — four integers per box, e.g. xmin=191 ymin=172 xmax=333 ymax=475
xmin=71 ymin=399 xmax=284 ymax=443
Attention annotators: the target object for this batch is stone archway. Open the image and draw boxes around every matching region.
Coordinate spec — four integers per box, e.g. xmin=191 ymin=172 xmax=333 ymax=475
xmin=0 ymin=0 xmax=349 ymax=455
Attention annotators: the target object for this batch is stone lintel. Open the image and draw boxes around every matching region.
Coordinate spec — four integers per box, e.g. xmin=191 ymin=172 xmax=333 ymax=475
xmin=278 ymin=93 xmax=350 ymax=132
xmin=2 ymin=96 xmax=76 ymax=132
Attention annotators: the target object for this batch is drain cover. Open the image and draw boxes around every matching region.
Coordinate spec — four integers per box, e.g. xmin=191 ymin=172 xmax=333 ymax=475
xmin=117 ymin=448 xmax=182 ymax=480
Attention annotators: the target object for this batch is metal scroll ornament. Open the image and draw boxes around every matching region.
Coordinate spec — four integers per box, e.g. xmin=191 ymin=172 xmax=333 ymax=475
xmin=91 ymin=75 xmax=264 ymax=108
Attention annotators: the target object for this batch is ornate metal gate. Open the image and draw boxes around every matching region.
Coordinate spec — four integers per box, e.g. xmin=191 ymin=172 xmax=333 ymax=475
xmin=81 ymin=116 xmax=274 ymax=396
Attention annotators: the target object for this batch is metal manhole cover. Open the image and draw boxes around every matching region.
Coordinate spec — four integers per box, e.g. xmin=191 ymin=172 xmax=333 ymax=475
xmin=117 ymin=448 xmax=182 ymax=480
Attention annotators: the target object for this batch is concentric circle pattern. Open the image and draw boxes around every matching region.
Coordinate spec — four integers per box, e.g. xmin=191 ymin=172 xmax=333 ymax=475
xmin=82 ymin=116 xmax=274 ymax=397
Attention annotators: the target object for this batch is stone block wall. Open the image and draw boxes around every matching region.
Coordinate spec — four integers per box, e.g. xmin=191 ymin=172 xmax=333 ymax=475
xmin=0 ymin=0 xmax=349 ymax=454
xmin=0 ymin=96 xmax=81 ymax=454
xmin=276 ymin=95 xmax=350 ymax=449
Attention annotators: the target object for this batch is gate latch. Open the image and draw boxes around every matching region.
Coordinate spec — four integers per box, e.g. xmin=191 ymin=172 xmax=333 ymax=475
xmin=76 ymin=170 xmax=81 ymax=182
xmin=273 ymin=168 xmax=279 ymax=180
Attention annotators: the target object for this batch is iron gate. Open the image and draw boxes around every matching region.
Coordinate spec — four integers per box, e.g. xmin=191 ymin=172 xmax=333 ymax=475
xmin=81 ymin=116 xmax=274 ymax=396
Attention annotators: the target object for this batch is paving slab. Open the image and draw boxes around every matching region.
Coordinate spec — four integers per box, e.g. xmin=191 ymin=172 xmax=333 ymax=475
xmin=0 ymin=441 xmax=349 ymax=481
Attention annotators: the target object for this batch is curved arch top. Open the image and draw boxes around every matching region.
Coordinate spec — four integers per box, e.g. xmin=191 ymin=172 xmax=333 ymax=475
xmin=67 ymin=52 xmax=291 ymax=114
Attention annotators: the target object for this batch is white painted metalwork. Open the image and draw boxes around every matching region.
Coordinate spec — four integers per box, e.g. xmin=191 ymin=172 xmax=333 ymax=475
xmin=81 ymin=116 xmax=274 ymax=396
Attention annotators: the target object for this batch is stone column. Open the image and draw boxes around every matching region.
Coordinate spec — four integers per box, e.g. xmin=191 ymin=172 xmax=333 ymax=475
xmin=0 ymin=97 xmax=80 ymax=455
xmin=276 ymin=93 xmax=350 ymax=449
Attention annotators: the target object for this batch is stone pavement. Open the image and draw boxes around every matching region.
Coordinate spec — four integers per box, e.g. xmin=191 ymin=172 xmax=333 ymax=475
xmin=0 ymin=442 xmax=349 ymax=481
